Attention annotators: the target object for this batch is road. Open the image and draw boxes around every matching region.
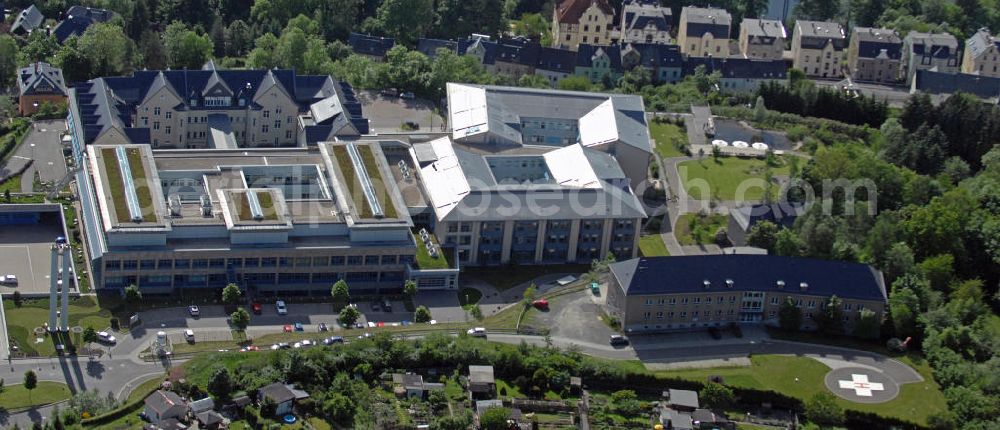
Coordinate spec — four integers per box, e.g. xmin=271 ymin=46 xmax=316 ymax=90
xmin=0 ymin=120 xmax=69 ymax=193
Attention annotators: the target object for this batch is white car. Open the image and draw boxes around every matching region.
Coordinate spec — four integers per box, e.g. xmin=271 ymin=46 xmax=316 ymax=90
xmin=97 ymin=331 xmax=116 ymax=344
xmin=467 ymin=327 xmax=487 ymax=338
xmin=188 ymin=305 xmax=200 ymax=317
xmin=275 ymin=300 xmax=288 ymax=315
xmin=0 ymin=274 xmax=17 ymax=285
xmin=184 ymin=329 xmax=195 ymax=342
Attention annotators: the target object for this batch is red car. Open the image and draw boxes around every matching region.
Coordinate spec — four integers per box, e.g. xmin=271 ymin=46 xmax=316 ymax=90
xmin=283 ymin=324 xmax=293 ymax=333
xmin=251 ymin=302 xmax=262 ymax=314
xmin=532 ymin=299 xmax=549 ymax=309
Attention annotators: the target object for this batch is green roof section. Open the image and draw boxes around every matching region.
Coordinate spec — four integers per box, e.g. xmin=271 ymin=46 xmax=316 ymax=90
xmin=413 ymin=231 xmax=451 ymax=270
xmin=331 ymin=144 xmax=399 ymax=219
xmin=235 ymin=191 xmax=279 ymax=221
xmin=100 ymin=147 xmax=156 ymax=224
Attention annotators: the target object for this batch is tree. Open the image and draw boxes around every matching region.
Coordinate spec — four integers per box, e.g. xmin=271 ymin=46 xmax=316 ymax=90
xmin=414 ymin=305 xmax=432 ymax=323
xmin=805 ymin=392 xmax=844 ymax=426
xmin=138 ymin=30 xmax=167 ymax=70
xmin=403 ymin=279 xmax=418 ymax=298
xmin=557 ymin=75 xmax=592 ymax=91
xmin=247 ymin=33 xmax=279 ymax=69
xmin=815 ymin=295 xmax=845 ymax=335
xmin=794 ymin=0 xmax=841 ymax=21
xmin=432 ymin=414 xmax=471 ymax=430
xmin=773 ymin=228 xmax=804 ymax=256
xmin=222 ymin=283 xmax=242 ymax=306
xmin=225 ymin=20 xmax=254 ymax=57
xmin=18 ymin=32 xmax=58 ymax=65
xmin=522 ymin=284 xmax=537 ymax=305
xmin=230 ymin=308 xmax=250 ymax=330
xmin=883 ymin=242 xmax=915 ymax=283
xmin=746 ymin=220 xmax=780 ymax=251
xmin=434 ymin=0 xmax=505 ymax=39
xmin=376 ymin=0 xmax=435 ymax=45
xmin=517 ymin=73 xmax=550 ymax=88
xmin=941 ymin=157 xmax=971 ymax=184
xmin=918 ymin=254 xmax=954 ymax=293
xmin=163 ymin=22 xmax=214 ymax=70
xmin=207 ymin=367 xmax=233 ymax=399
xmin=82 ymin=327 xmax=98 ymax=347
xmin=0 ymin=36 xmax=18 ymax=87
xmin=23 ymin=370 xmax=37 ymax=403
xmin=853 ymin=308 xmax=880 ymax=339
xmin=889 ymin=286 xmax=921 ymax=337
xmin=479 ymin=407 xmax=511 ymax=430
xmin=700 ymin=382 xmax=734 ymax=409
xmin=12 ymin=290 xmax=22 ymax=307
xmin=778 ymin=297 xmax=803 ymax=331
xmin=322 ymin=393 xmax=355 ymax=424
xmin=124 ymin=285 xmax=142 ymax=311
xmin=331 ymin=280 xmax=350 ymax=308
xmin=339 ymin=305 xmax=360 ymax=327
xmin=77 ymin=23 xmax=135 ymax=77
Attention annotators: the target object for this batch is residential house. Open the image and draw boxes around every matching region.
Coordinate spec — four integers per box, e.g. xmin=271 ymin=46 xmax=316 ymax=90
xmin=738 ymin=18 xmax=786 ymax=60
xmin=902 ymin=31 xmax=959 ymax=84
xmin=52 ymin=6 xmax=116 ymax=43
xmin=620 ymin=0 xmax=672 ymax=45
xmin=348 ymin=32 xmax=396 ymax=60
xmin=258 ymin=383 xmax=309 ymax=417
xmin=11 ymin=4 xmax=43 ymax=35
xmin=392 ymin=373 xmax=446 ymax=399
xmin=962 ymin=28 xmax=1000 ymax=78
xmin=17 ymin=62 xmax=68 ymax=116
xmin=791 ymin=20 xmax=847 ymax=78
xmin=605 ymin=255 xmax=888 ymax=333
xmin=678 ymin=7 xmax=732 ymax=58
xmin=575 ymin=44 xmax=623 ymax=83
xmin=913 ymin=69 xmax=1000 ymax=101
xmin=143 ymin=390 xmax=189 ymax=424
xmin=417 ymin=38 xmax=460 ymax=58
xmin=552 ymin=0 xmax=615 ymax=50
xmin=190 ymin=397 xmax=224 ymax=429
xmin=691 ymin=409 xmax=734 ymax=429
xmin=666 ymin=389 xmax=699 ymax=412
xmin=727 ymin=203 xmax=804 ymax=246
xmin=621 ymin=43 xmax=684 ymax=83
xmin=684 ymin=57 xmax=788 ymax=93
xmin=536 ymin=46 xmax=579 ymax=86
xmin=848 ymin=27 xmax=902 ymax=83
xmin=493 ymin=38 xmax=539 ymax=80
xmin=468 ymin=365 xmax=496 ymax=399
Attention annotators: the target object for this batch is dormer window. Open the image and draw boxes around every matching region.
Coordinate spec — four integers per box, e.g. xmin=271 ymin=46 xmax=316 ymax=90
xmin=205 ymin=97 xmax=231 ymax=107
xmin=239 ymin=98 xmax=246 ymax=107
xmin=191 ymin=98 xmax=198 ymax=107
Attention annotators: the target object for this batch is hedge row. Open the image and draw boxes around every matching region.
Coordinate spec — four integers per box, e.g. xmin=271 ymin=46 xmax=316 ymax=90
xmin=80 ymin=378 xmax=163 ymax=426
xmin=0 ymin=119 xmax=30 ymax=162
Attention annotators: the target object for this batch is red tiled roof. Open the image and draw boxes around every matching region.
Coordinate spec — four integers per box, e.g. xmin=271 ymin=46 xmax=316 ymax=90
xmin=556 ymin=0 xmax=614 ymax=24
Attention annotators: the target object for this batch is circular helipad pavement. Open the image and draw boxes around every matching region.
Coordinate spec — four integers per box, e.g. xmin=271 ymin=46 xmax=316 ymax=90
xmin=824 ymin=367 xmax=899 ymax=404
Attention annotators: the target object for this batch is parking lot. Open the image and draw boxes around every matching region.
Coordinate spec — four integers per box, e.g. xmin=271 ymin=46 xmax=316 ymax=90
xmin=0 ymin=214 xmax=73 ymax=297
xmin=357 ymin=90 xmax=446 ymax=134
xmin=521 ymin=288 xmax=617 ymax=344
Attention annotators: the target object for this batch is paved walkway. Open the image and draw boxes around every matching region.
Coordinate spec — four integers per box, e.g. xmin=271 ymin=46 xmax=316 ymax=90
xmin=0 ymin=293 xmax=9 ymax=361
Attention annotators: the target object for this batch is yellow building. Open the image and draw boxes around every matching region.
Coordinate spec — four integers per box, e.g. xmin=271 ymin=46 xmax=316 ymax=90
xmin=552 ymin=0 xmax=615 ymax=51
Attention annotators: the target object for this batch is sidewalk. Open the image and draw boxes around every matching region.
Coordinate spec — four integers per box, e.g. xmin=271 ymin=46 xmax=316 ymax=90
xmin=0 ymin=293 xmax=9 ymax=360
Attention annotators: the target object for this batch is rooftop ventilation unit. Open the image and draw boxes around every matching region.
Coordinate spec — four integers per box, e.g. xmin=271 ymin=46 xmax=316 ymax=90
xmin=703 ymin=280 xmax=711 ymax=289
xmin=345 ymin=143 xmax=385 ymax=218
xmin=776 ymin=280 xmax=785 ymax=289
xmin=168 ymin=194 xmax=181 ymax=217
xmin=800 ymin=282 xmax=809 ymax=291
xmin=725 ymin=279 xmax=734 ymax=288
xmin=246 ymin=191 xmax=265 ymax=221
xmin=114 ymin=146 xmax=144 ymax=222
xmin=200 ymin=195 xmax=213 ymax=217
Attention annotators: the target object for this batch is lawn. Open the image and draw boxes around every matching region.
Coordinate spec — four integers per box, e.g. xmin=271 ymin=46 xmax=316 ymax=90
xmin=678 ymin=156 xmax=791 ymax=200
xmin=458 ymin=287 xmax=482 ymax=308
xmin=638 ymin=234 xmax=669 ymax=256
xmin=0 ymin=173 xmax=22 ymax=194
xmin=464 ymin=263 xmax=589 ymax=292
xmin=650 ymin=121 xmax=688 ymax=158
xmin=4 ymin=296 xmax=112 ymax=356
xmin=496 ymin=379 xmax=526 ymax=399
xmin=235 ymin=191 xmax=278 ymax=221
xmin=126 ymin=375 xmax=166 ymax=404
xmin=0 ymin=381 xmax=72 ymax=410
xmin=100 ymin=147 xmax=156 ymax=223
xmin=675 ymin=213 xmax=728 ymax=246
xmin=656 ymin=354 xmax=946 ymax=426
xmin=414 ymin=232 xmax=450 ymax=270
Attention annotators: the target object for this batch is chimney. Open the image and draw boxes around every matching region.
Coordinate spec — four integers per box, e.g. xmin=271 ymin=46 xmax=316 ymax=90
xmin=799 ymin=282 xmax=808 ymax=291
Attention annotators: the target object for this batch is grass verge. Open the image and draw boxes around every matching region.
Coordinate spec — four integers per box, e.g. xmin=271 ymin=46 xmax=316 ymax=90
xmin=638 ymin=234 xmax=670 ymax=256
xmin=650 ymin=121 xmax=687 ymax=158
xmin=464 ymin=264 xmax=589 ymax=292
xmin=0 ymin=381 xmax=72 ymax=410
xmin=674 ymin=213 xmax=727 ymax=246
xmin=4 ymin=296 xmax=111 ymax=357
xmin=678 ymin=156 xmax=791 ymax=201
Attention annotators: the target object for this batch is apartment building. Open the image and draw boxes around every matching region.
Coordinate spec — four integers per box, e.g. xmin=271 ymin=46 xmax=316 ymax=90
xmin=902 ymin=31 xmax=960 ymax=84
xmin=684 ymin=57 xmax=788 ymax=93
xmin=678 ymin=7 xmax=732 ymax=57
xmin=606 ymin=256 xmax=888 ymax=333
xmin=552 ymin=0 xmax=615 ymax=50
xmin=962 ymin=28 xmax=1000 ymax=78
xmin=792 ymin=20 xmax=847 ymax=78
xmin=848 ymin=27 xmax=902 ymax=83
xmin=66 ymin=63 xmax=367 ymax=155
xmin=620 ymin=0 xmax=672 ymax=45
xmin=738 ymin=18 xmax=786 ymax=60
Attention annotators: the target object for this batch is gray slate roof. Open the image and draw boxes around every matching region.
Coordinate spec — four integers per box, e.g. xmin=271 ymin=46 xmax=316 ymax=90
xmin=610 ymin=255 xmax=888 ymax=302
xmin=144 ymin=390 xmax=186 ymax=414
xmin=622 ymin=0 xmax=672 ymax=33
xmin=905 ymin=32 xmax=959 ymax=59
xmin=742 ymin=18 xmax=785 ymax=38
xmin=965 ymin=28 xmax=1000 ymax=60
xmin=11 ymin=5 xmax=43 ymax=34
xmin=17 ymin=62 xmax=67 ymax=97
xmin=668 ymin=389 xmax=699 ymax=409
xmin=259 ymin=383 xmax=296 ymax=404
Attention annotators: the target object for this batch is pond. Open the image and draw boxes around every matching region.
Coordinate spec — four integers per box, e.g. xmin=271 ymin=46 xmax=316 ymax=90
xmin=713 ymin=119 xmax=794 ymax=151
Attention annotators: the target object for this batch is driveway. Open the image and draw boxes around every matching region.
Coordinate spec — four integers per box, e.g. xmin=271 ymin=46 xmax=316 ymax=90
xmin=357 ymin=90 xmax=446 ymax=134
xmin=520 ymin=289 xmax=615 ymax=344
xmin=3 ymin=120 xmax=69 ymax=192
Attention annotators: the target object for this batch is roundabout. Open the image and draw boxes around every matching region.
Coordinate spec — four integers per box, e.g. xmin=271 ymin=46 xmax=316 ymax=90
xmin=823 ymin=366 xmax=899 ymax=404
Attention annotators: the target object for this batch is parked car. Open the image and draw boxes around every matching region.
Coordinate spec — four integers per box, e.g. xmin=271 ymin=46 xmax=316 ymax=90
xmin=467 ymin=327 xmax=487 ymax=338
xmin=294 ymin=340 xmax=314 ymax=348
xmin=251 ymin=302 xmax=262 ymax=314
xmin=97 ymin=331 xmax=116 ymax=344
xmin=403 ymin=121 xmax=420 ymax=130
xmin=188 ymin=305 xmax=200 ymax=317
xmin=275 ymin=300 xmax=288 ymax=315
xmin=270 ymin=342 xmax=291 ymax=350
xmin=382 ymin=300 xmax=392 ymax=313
xmin=532 ymin=299 xmax=549 ymax=310
xmin=400 ymin=91 xmax=415 ymax=99
xmin=293 ymin=322 xmax=304 ymax=331
xmin=370 ymin=302 xmax=381 ymax=312
xmin=380 ymin=88 xmax=398 ymax=97
xmin=324 ymin=336 xmax=345 ymax=345
xmin=283 ymin=324 xmax=293 ymax=333
xmin=55 ymin=236 xmax=67 ymax=245
xmin=318 ymin=323 xmax=329 ymax=332
xmin=708 ymin=326 xmax=722 ymax=340
xmin=184 ymin=329 xmax=195 ymax=342
xmin=0 ymin=274 xmax=17 ymax=285
xmin=609 ymin=334 xmax=629 ymax=346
